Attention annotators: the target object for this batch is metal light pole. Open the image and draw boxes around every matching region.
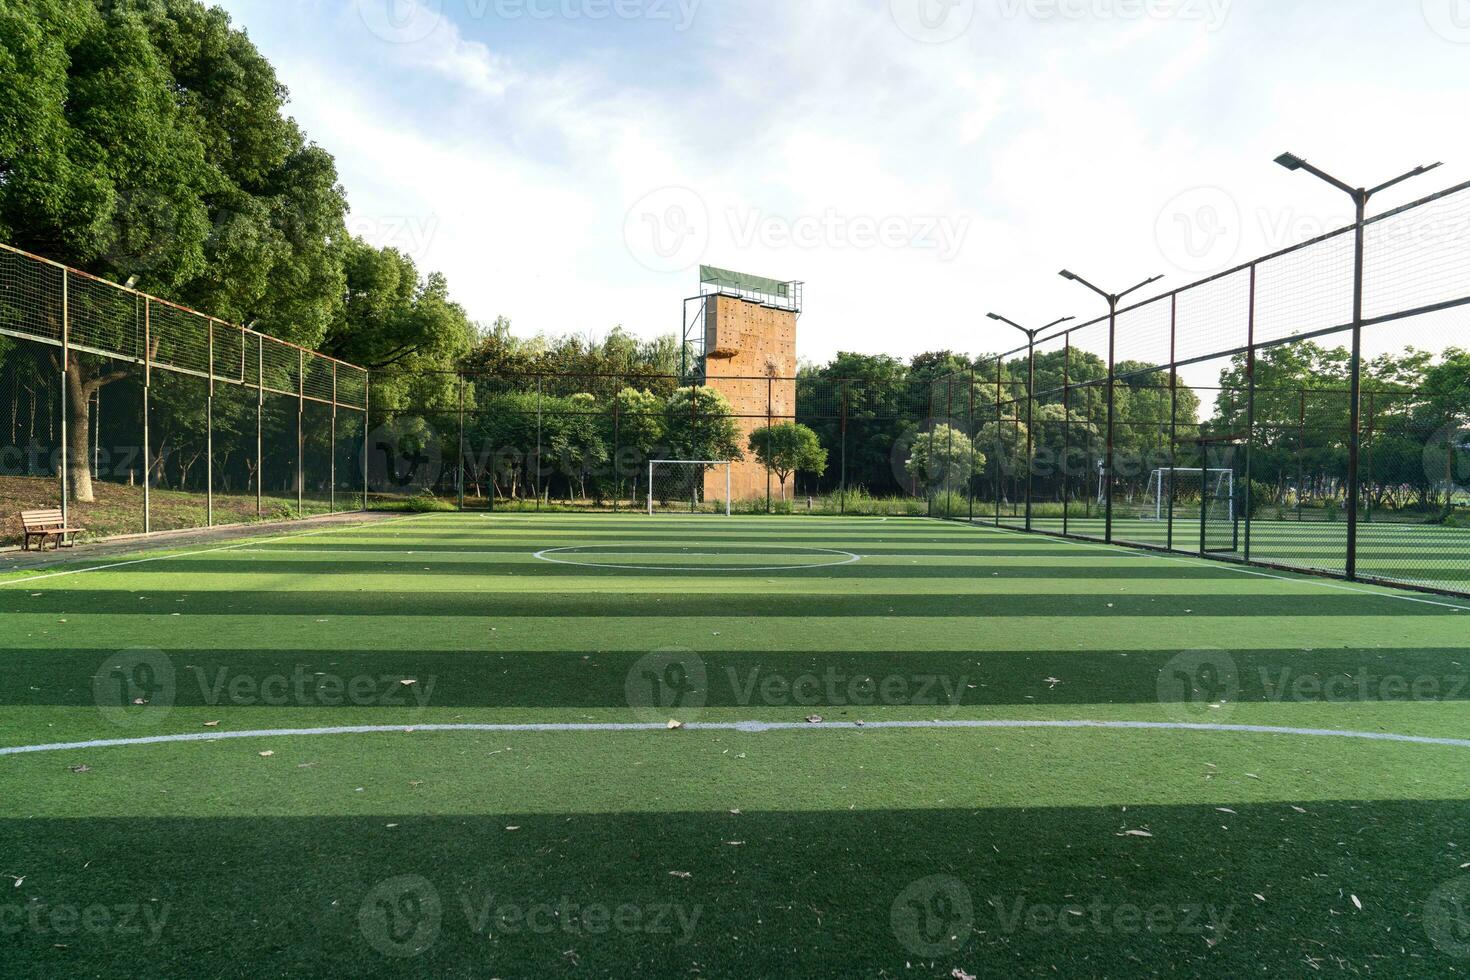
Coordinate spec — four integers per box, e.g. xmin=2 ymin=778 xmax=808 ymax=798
xmin=1274 ymin=152 xmax=1442 ymax=580
xmin=1058 ymin=270 xmax=1164 ymax=542
xmin=988 ymin=313 xmax=1075 ymax=531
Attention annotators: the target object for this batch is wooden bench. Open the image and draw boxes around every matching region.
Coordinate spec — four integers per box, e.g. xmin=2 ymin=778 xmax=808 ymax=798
xmin=21 ymin=509 xmax=84 ymax=552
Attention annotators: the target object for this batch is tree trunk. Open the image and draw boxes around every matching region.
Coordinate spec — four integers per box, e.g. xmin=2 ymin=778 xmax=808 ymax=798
xmin=65 ymin=362 xmax=96 ymax=503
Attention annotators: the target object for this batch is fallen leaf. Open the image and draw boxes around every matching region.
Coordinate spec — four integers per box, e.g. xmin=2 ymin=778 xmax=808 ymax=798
xmin=259 ymin=751 xmax=274 ymax=758
xmin=203 ymin=721 xmax=220 ymax=728
xmin=805 ymin=715 xmax=823 ymax=724
xmin=1351 ymin=895 xmax=1362 ymax=910
xmin=667 ymin=720 xmax=684 ymax=730
xmin=67 ymin=765 xmax=91 ymax=774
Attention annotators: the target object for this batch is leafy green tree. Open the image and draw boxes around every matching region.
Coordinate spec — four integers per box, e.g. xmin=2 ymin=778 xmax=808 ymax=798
xmin=906 ymin=423 xmax=985 ymax=493
xmin=665 ymin=386 xmax=742 ymax=464
xmin=748 ymin=422 xmax=827 ymax=500
xmin=545 ymin=392 xmax=607 ymax=501
xmin=1417 ymin=349 xmax=1470 ymax=518
xmin=324 ymin=240 xmax=474 ymax=374
xmin=0 ymin=0 xmax=350 ymax=500
xmin=800 ymin=352 xmax=915 ymax=495
xmin=610 ymin=388 xmax=667 ymax=502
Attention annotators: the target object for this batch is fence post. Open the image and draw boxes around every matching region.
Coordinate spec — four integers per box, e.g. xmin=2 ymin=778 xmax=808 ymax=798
xmin=945 ymin=375 xmax=955 ymax=518
xmin=257 ymin=334 xmax=263 ymax=520
xmin=1024 ymin=340 xmax=1036 ymax=531
xmin=612 ymin=374 xmax=622 ymax=513
xmin=767 ymin=375 xmax=774 ymax=513
xmin=363 ymin=372 xmax=371 ymax=510
xmin=207 ymin=318 xmax=215 ymax=527
xmin=143 ymin=298 xmax=151 ymax=535
xmin=297 ymin=348 xmax=304 ymax=518
xmin=1244 ymin=266 xmax=1257 ymax=562
xmin=994 ymin=358 xmax=1002 ymax=527
xmin=1166 ymin=296 xmax=1177 ymax=551
xmin=968 ymin=368 xmax=976 ymax=523
xmin=59 ymin=269 xmax=69 ymax=525
xmin=535 ymin=374 xmax=543 ymax=510
xmin=926 ymin=385 xmax=936 ymax=518
xmin=330 ymin=362 xmax=338 ymax=514
xmin=1104 ymin=300 xmax=1118 ymax=543
xmin=457 ymin=373 xmax=466 ymax=511
xmin=839 ymin=381 xmax=848 ymax=516
xmin=1062 ymin=336 xmax=1071 ymax=537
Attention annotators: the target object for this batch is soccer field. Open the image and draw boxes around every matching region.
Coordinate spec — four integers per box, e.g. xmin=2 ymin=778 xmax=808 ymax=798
xmin=3 ymin=513 xmax=1470 ymax=977
xmin=1027 ymin=516 xmax=1470 ymax=592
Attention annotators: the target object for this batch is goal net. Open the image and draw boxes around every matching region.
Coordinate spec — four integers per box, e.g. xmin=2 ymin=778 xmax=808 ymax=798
xmin=1146 ymin=467 xmax=1228 ymax=520
xmin=647 ymin=460 xmax=733 ymax=516
xmin=1148 ymin=468 xmax=1235 ymax=522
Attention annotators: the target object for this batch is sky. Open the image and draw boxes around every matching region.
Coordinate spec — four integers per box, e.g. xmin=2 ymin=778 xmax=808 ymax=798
xmin=211 ymin=0 xmax=1470 ymax=369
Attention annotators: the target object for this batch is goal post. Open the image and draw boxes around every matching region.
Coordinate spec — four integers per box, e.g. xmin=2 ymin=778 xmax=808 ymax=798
xmin=647 ymin=460 xmax=733 ymax=516
xmin=1148 ymin=468 xmax=1235 ymax=522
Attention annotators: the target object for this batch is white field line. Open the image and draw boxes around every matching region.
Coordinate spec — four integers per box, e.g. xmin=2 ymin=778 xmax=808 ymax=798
xmin=0 ymin=514 xmax=435 ymax=589
xmin=223 ymin=549 xmax=1037 ymax=560
xmin=6 ymin=719 xmax=1470 ymax=757
xmin=948 ymin=520 xmax=1470 ymax=612
xmin=531 ymin=546 xmax=862 ymax=572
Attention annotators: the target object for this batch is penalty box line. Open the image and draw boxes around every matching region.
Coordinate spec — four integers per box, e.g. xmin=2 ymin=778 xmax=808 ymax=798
xmin=6 ymin=719 xmax=1470 ymax=756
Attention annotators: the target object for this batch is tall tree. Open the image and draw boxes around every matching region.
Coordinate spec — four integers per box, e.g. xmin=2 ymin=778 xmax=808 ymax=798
xmin=748 ymin=422 xmax=827 ymax=500
xmin=0 ymin=0 xmax=349 ymax=501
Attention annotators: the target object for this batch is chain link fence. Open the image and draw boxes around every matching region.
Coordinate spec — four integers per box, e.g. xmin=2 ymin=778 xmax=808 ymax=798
xmin=368 ymin=370 xmax=944 ymax=516
xmin=938 ymin=180 xmax=1470 ymax=598
xmin=8 ymin=175 xmax=1466 ymax=599
xmin=0 ymin=242 xmax=368 ymax=548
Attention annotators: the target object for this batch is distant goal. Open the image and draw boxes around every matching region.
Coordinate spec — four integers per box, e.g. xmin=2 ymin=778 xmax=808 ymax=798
xmin=647 ymin=460 xmax=733 ymax=516
xmin=1148 ymin=468 xmax=1235 ymax=522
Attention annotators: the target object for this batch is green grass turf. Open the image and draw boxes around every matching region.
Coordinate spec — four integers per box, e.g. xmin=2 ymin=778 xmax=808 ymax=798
xmin=2 ymin=513 xmax=1470 ymax=977
xmin=993 ymin=514 xmax=1470 ymax=592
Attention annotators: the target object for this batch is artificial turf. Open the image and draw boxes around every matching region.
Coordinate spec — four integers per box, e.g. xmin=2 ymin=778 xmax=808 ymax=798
xmin=2 ymin=513 xmax=1469 ymax=977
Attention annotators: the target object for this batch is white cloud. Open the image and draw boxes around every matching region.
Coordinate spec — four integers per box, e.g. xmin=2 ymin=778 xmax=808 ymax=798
xmin=211 ymin=0 xmax=1470 ymax=363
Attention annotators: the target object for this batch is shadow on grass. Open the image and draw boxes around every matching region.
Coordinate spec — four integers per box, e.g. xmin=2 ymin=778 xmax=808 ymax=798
xmin=5 ymin=647 xmax=1469 ymax=710
xmin=2 ymin=800 xmax=1467 ymax=977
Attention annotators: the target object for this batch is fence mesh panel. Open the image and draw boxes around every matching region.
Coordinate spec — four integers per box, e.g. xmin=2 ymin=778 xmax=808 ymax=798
xmin=0 ymin=243 xmax=368 ymax=545
xmin=2 ymin=174 xmax=1467 ymax=599
xmin=0 ymin=336 xmax=62 ymax=546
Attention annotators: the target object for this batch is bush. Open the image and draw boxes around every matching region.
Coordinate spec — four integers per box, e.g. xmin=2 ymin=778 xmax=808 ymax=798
xmin=373 ymin=493 xmax=456 ymax=513
xmin=1243 ymin=480 xmax=1275 ymax=519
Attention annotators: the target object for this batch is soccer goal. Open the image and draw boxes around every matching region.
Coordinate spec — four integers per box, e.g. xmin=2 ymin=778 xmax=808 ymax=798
xmin=647 ymin=460 xmax=733 ymax=516
xmin=1148 ymin=468 xmax=1235 ymax=522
